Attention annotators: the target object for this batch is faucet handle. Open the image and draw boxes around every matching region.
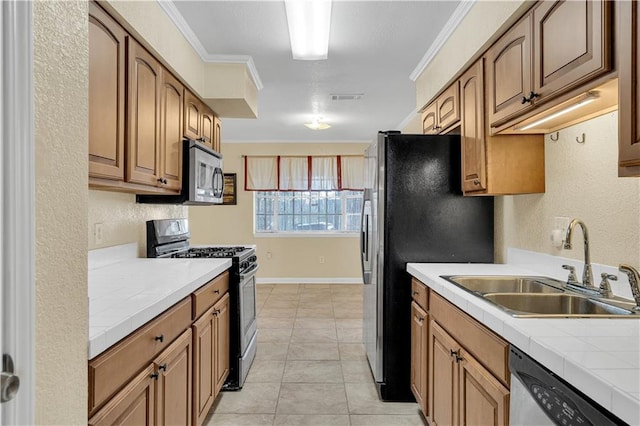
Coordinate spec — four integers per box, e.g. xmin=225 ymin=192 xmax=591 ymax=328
xmin=562 ymin=264 xmax=578 ymax=284
xmin=619 ymin=264 xmax=640 ymax=310
xmin=598 ymin=273 xmax=617 ymax=298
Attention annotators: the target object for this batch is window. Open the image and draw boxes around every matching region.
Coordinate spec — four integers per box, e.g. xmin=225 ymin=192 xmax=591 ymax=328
xmin=255 ymin=190 xmax=363 ymax=233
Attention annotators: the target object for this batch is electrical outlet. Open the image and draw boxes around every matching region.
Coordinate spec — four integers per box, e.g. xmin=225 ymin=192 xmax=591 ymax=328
xmin=319 ymin=256 xmax=325 ymax=264
xmin=554 ymin=216 xmax=571 ymax=231
xmin=94 ymin=223 xmax=104 ymax=245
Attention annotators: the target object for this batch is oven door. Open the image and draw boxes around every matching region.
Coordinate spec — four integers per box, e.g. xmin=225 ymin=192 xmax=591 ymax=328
xmin=238 ymin=263 xmax=259 ymax=354
xmin=189 ymin=142 xmax=224 ymax=204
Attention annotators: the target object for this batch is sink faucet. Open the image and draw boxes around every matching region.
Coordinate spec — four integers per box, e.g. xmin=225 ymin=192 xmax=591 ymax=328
xmin=563 ymin=219 xmax=595 ymax=289
xmin=618 ymin=265 xmax=640 ymax=311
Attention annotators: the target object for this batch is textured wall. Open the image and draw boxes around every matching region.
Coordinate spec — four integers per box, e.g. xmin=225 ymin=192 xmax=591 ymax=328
xmin=415 ymin=1 xmax=528 ymax=110
xmin=33 ymin=0 xmax=88 ymax=423
xmin=88 ymin=191 xmax=188 ymax=256
xmin=502 ymin=112 xmax=640 ymax=266
xmin=189 ymin=142 xmax=369 ymax=281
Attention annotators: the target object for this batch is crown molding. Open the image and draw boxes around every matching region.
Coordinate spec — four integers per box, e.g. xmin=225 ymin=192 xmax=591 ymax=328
xmin=409 ymin=0 xmax=476 ymax=82
xmin=156 ymin=0 xmax=264 ymax=91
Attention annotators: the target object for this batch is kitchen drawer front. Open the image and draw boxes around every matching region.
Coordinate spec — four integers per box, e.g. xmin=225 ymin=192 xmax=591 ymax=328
xmin=429 ymin=291 xmax=509 ymax=386
xmin=192 ymin=271 xmax=230 ymax=321
xmin=411 ymin=278 xmax=429 ymax=310
xmin=88 ymin=297 xmax=191 ymax=415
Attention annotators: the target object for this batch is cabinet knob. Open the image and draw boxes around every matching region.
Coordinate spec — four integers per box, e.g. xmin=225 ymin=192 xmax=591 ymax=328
xmin=159 ymin=363 xmax=167 ymax=372
xmin=412 ymin=291 xmax=419 ymax=295
xmin=150 ymin=372 xmax=159 ymax=380
xmin=418 ymin=316 xmax=424 ymax=323
xmin=473 ymin=179 xmax=481 ymax=186
xmin=157 ymin=177 xmax=168 ymax=185
xmin=155 ymin=334 xmax=164 ymax=343
xmin=214 ymin=289 xmax=220 ymax=294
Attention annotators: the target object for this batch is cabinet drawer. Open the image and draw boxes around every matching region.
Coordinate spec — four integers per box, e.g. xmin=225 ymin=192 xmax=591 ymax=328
xmin=411 ymin=278 xmax=428 ymax=310
xmin=88 ymin=297 xmax=191 ymax=415
xmin=429 ymin=291 xmax=509 ymax=386
xmin=192 ymin=271 xmax=229 ymax=321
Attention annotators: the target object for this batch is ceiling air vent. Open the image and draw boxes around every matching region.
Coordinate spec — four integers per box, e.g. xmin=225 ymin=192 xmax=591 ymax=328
xmin=330 ymin=93 xmax=364 ymax=101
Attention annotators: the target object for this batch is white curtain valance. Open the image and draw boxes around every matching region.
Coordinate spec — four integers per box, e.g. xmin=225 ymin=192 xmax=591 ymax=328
xmin=244 ymin=155 xmax=364 ymax=191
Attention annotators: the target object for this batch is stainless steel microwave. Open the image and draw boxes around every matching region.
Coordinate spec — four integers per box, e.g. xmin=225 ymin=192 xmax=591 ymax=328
xmin=137 ymin=139 xmax=224 ymax=205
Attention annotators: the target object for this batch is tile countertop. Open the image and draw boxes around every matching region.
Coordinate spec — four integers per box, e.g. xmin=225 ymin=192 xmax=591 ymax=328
xmin=88 ymin=243 xmax=231 ymax=359
xmin=407 ymin=262 xmax=640 ymax=425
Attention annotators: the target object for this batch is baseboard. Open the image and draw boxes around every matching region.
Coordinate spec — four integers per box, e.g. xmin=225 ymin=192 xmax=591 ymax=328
xmin=256 ymin=277 xmax=363 ymax=284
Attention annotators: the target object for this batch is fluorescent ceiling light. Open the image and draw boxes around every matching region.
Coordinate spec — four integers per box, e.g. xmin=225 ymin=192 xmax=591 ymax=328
xmin=285 ymin=0 xmax=332 ymax=60
xmin=304 ymin=118 xmax=331 ymax=130
xmin=517 ymin=92 xmax=599 ymax=131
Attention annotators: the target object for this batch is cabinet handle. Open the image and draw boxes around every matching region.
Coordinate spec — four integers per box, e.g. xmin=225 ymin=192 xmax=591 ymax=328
xmin=150 ymin=372 xmax=159 ymax=380
xmin=159 ymin=363 xmax=167 ymax=372
xmin=450 ymin=349 xmax=459 ymax=357
xmin=418 ymin=316 xmax=424 ymax=323
xmin=521 ymin=91 xmax=540 ymax=104
xmin=214 ymin=289 xmax=220 ymax=294
xmin=412 ymin=291 xmax=419 ymax=295
xmin=455 ymin=354 xmax=464 ymax=363
xmin=473 ymin=179 xmax=481 ymax=186
xmin=157 ymin=177 xmax=168 ymax=185
xmin=155 ymin=334 xmax=164 ymax=343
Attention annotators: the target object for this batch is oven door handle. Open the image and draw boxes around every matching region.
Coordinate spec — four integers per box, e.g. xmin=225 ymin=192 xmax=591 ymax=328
xmin=240 ymin=264 xmax=259 ymax=281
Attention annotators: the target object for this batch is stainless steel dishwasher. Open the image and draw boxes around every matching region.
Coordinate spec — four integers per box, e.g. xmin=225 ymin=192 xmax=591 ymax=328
xmin=509 ymin=346 xmax=626 ymax=426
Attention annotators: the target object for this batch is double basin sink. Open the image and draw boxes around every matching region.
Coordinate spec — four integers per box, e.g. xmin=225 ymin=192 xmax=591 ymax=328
xmin=440 ymin=275 xmax=639 ymax=318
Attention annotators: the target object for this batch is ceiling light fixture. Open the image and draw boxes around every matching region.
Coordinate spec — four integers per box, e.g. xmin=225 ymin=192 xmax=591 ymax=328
xmin=304 ymin=117 xmax=331 ymax=130
xmin=284 ymin=0 xmax=332 ymax=60
xmin=516 ymin=91 xmax=600 ymax=131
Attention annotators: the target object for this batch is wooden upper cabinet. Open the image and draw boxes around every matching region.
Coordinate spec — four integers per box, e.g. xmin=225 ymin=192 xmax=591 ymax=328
xmin=422 ymin=82 xmax=460 ymax=135
xmin=460 ymin=60 xmax=487 ymax=194
xmin=127 ymin=39 xmax=161 ymax=186
xmin=184 ymin=90 xmax=202 ymax=140
xmin=159 ymin=69 xmax=184 ymax=191
xmin=486 ymin=14 xmax=533 ymax=128
xmin=532 ymin=0 xmax=612 ymax=102
xmin=213 ymin=116 xmax=222 ymax=153
xmin=88 ymin=3 xmax=126 ymax=181
xmin=422 ymin=102 xmax=439 ymax=135
xmin=618 ymin=0 xmax=640 ymax=176
xmin=201 ymin=106 xmax=215 ymax=149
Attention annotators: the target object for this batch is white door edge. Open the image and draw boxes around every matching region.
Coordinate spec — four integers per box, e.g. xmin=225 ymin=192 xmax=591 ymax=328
xmin=1 ymin=1 xmax=36 ymax=424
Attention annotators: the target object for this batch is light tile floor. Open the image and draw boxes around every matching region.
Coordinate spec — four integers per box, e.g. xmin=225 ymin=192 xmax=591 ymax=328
xmin=205 ymin=284 xmax=426 ymax=426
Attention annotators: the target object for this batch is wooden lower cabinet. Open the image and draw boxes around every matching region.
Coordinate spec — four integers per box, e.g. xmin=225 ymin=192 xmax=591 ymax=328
xmin=410 ymin=301 xmax=428 ymax=415
xmin=429 ymin=320 xmax=509 ymax=426
xmin=89 ymin=365 xmax=156 ymax=426
xmin=193 ymin=292 xmax=230 ymax=426
xmin=154 ymin=329 xmax=193 ymax=426
xmin=459 ymin=350 xmax=510 ymax=426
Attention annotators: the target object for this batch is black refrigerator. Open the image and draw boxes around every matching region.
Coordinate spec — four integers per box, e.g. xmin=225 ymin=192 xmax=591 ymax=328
xmin=361 ymin=131 xmax=494 ymax=401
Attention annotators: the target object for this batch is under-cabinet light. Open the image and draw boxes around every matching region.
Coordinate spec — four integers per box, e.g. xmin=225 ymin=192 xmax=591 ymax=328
xmin=284 ymin=0 xmax=332 ymax=60
xmin=516 ymin=92 xmax=600 ymax=131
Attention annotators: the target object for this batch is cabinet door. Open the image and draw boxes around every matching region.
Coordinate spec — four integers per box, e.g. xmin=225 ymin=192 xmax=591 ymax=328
xmin=410 ymin=302 xmax=428 ymax=416
xmin=532 ymin=0 xmax=611 ymax=101
xmin=437 ymin=82 xmax=460 ymax=132
xmin=154 ymin=329 xmax=192 ymax=426
xmin=618 ymin=0 xmax=640 ymax=176
xmin=460 ymin=60 xmax=487 ymax=194
xmin=192 ymin=307 xmax=215 ymax=426
xmin=429 ymin=320 xmax=459 ymax=426
xmin=213 ymin=116 xmax=222 ymax=153
xmin=486 ymin=15 xmax=532 ymax=128
xmin=88 ymin=3 xmax=126 ymax=180
xmin=458 ymin=349 xmax=509 ymax=426
xmin=422 ymin=102 xmax=439 ymax=135
xmin=127 ymin=39 xmax=161 ymax=186
xmin=201 ymin=107 xmax=214 ymax=149
xmin=214 ymin=293 xmax=230 ymax=394
xmin=88 ymin=365 xmax=156 ymax=426
xmin=184 ymin=90 xmax=202 ymax=140
xmin=159 ymin=69 xmax=184 ymax=191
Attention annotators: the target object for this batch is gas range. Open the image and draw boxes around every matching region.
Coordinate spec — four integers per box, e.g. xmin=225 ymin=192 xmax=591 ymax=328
xmin=146 ymin=218 xmax=259 ymax=390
